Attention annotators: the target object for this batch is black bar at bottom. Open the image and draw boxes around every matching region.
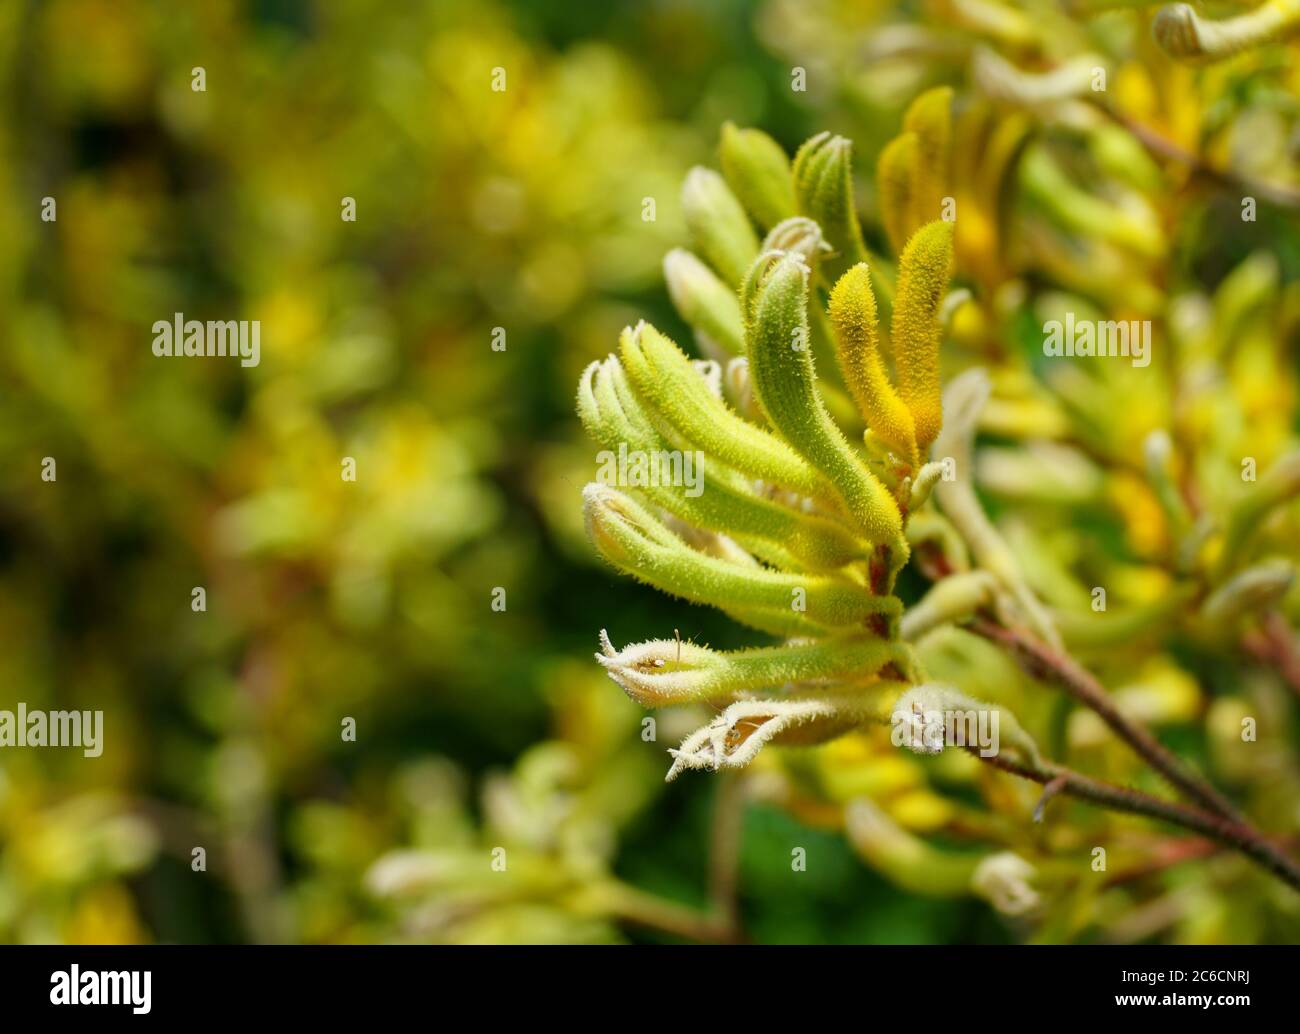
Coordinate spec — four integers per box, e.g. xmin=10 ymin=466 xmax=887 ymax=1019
xmin=0 ymin=944 xmax=1292 ymax=1021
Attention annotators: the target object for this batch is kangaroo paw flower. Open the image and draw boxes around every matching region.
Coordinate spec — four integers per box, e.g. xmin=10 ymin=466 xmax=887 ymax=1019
xmin=683 ymin=167 xmax=760 ymax=288
xmin=597 ymin=630 xmax=911 ymax=707
xmin=663 ymin=248 xmax=746 ymax=356
xmin=620 ymin=321 xmax=830 ymax=499
xmin=719 ymin=122 xmax=797 ymax=232
xmin=1154 ymin=0 xmax=1300 ymax=62
xmin=665 ymin=693 xmax=887 ymax=780
xmin=891 ymin=221 xmax=954 ymax=454
xmin=970 ymin=852 xmax=1040 ymax=916
xmin=584 ymin=484 xmax=898 ymax=629
xmin=829 ymin=263 xmax=921 ymax=471
xmin=745 ymin=250 xmax=906 ymax=551
xmin=792 ymin=132 xmax=868 ymax=278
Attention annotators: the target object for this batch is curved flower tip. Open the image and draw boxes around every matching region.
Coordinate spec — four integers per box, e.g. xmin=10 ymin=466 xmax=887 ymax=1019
xmin=791 ymin=131 xmax=866 ymax=272
xmin=365 ymin=849 xmax=455 ymax=898
xmin=1152 ymin=4 xmax=1210 ymax=58
xmin=761 ymin=216 xmax=833 ymax=266
xmin=595 ymin=629 xmax=720 ymax=706
xmin=582 ymin=481 xmax=671 ymax=566
xmin=665 ymin=698 xmax=837 ymax=781
xmin=970 ymin=852 xmax=1040 ymax=916
xmin=972 ymin=47 xmax=1107 ymax=106
xmin=600 ymin=631 xmax=911 ymax=710
xmin=1153 ymin=0 xmax=1300 ymax=62
xmin=1200 ymin=562 xmax=1295 ymax=626
xmin=890 ymin=682 xmax=1040 ymax=763
xmin=889 ymin=683 xmax=963 ymax=755
xmin=899 ymin=570 xmax=998 ymax=640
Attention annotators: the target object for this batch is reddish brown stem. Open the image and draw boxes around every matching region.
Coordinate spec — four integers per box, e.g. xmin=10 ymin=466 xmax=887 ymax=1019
xmin=972 ymin=750 xmax=1300 ymax=893
xmin=970 ymin=616 xmax=1244 ymax=824
xmin=1242 ymin=611 xmax=1300 ymax=702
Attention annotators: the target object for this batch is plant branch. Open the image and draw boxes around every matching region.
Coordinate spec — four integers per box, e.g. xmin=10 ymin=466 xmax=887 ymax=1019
xmin=1241 ymin=610 xmax=1300 ymax=702
xmin=599 ymin=881 xmax=742 ymax=944
xmin=970 ymin=615 xmax=1245 ymax=823
xmin=1088 ymin=99 xmax=1300 ymax=210
xmin=969 ymin=748 xmax=1300 ymax=893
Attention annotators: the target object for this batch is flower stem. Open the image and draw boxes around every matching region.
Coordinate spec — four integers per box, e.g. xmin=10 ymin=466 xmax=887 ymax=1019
xmin=1088 ymin=98 xmax=1300 ymax=210
xmin=597 ymin=882 xmax=742 ymax=943
xmin=969 ymin=749 xmax=1300 ymax=893
xmin=1241 ymin=611 xmax=1300 ymax=702
xmin=970 ymin=615 xmax=1245 ymax=823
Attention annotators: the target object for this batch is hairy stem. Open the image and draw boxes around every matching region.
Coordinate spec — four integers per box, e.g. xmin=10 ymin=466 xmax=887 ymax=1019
xmin=969 ymin=749 xmax=1300 ymax=893
xmin=1241 ymin=611 xmax=1300 ymax=702
xmin=970 ymin=615 xmax=1245 ymax=823
xmin=1089 ymin=99 xmax=1300 ymax=210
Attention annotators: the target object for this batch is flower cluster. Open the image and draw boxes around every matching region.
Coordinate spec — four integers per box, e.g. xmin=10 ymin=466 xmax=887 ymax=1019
xmin=576 ymin=112 xmax=1044 ymax=781
xmin=575 ymin=74 xmax=1300 ymax=923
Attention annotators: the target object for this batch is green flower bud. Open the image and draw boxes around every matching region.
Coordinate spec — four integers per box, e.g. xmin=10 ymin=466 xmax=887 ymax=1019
xmin=1212 ymin=252 xmax=1278 ymax=359
xmin=682 ymin=166 xmax=760 ymax=287
xmin=844 ymin=797 xmax=981 ymax=895
xmin=900 ymin=570 xmax=999 ymax=640
xmin=792 ymin=132 xmax=867 ymax=279
xmin=583 ymin=484 xmax=900 ymax=629
xmin=578 ymin=357 xmax=869 ymax=571
xmin=1088 ymin=122 xmax=1163 ymax=194
xmin=597 ymin=629 xmax=908 ymax=707
xmin=663 ymin=248 xmax=746 ymax=355
xmin=1218 ymin=451 xmax=1300 ymax=577
xmin=891 ymin=221 xmax=954 ymax=453
xmin=718 ymin=122 xmax=797 ymax=232
xmin=828 ymin=263 xmax=919 ymax=469
xmin=1154 ymin=0 xmax=1300 ymax=62
xmin=1201 ymin=561 xmax=1295 ymax=626
xmin=744 ymin=251 xmax=905 ymax=550
xmin=847 ymin=803 xmax=1040 ymax=914
xmin=1019 ymin=144 xmax=1164 ymax=260
xmin=618 ymin=321 xmax=831 ymax=499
